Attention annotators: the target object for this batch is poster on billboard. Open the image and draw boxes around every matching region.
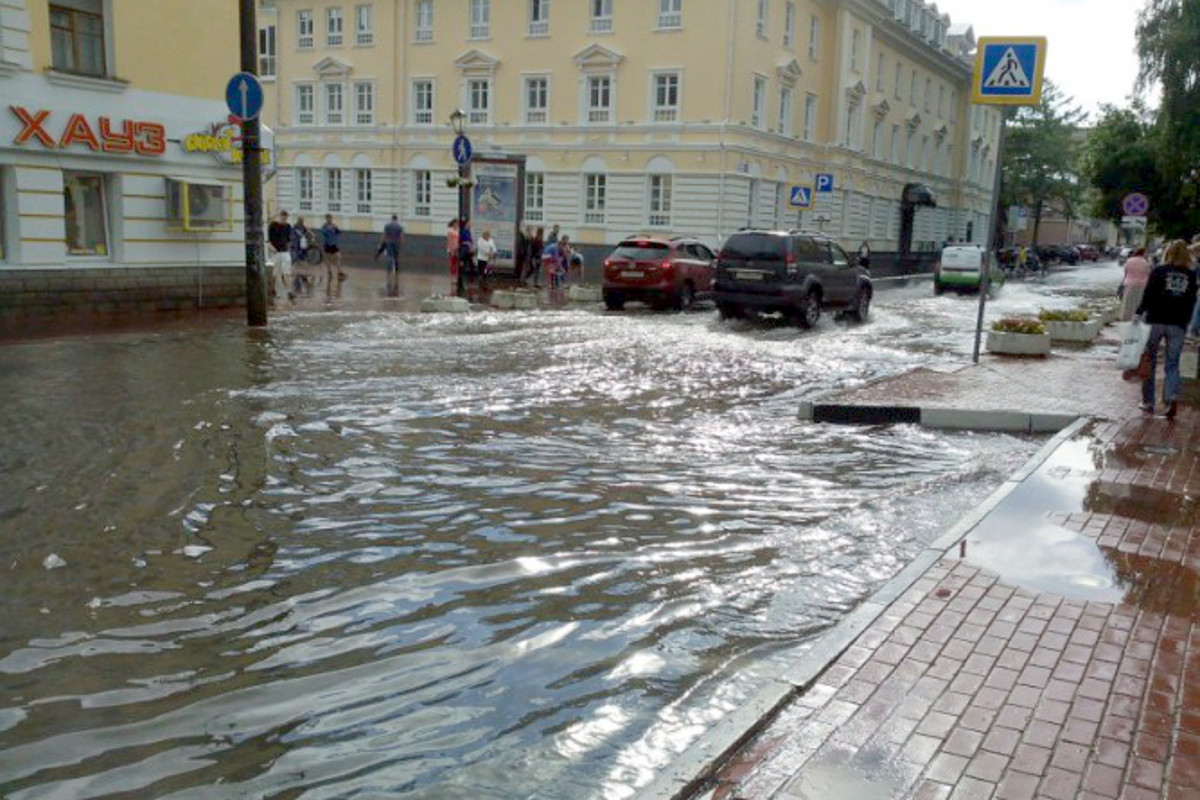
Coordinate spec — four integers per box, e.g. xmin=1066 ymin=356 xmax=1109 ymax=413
xmin=471 ymin=158 xmax=524 ymax=272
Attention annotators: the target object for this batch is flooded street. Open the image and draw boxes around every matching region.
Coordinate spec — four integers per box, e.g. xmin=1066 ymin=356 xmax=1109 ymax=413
xmin=0 ymin=266 xmax=1121 ymax=798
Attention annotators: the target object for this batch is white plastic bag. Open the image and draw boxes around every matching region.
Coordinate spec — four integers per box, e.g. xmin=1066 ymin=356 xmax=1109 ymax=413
xmin=1117 ymin=321 xmax=1150 ymax=370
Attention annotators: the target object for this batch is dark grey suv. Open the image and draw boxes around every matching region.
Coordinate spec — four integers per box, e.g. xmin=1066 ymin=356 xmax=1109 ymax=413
xmin=713 ymin=230 xmax=872 ymax=327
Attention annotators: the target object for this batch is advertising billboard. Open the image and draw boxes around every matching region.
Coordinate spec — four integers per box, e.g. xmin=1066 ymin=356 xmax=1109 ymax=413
xmin=472 ymin=158 xmax=523 ymax=272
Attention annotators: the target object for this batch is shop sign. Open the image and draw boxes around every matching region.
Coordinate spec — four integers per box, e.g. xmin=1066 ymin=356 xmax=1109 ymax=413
xmin=182 ymin=120 xmax=272 ymax=166
xmin=9 ymin=106 xmax=166 ymax=156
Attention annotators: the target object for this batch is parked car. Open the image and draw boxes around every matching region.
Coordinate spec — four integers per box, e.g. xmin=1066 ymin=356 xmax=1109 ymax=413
xmin=1075 ymin=244 xmax=1100 ymax=262
xmin=934 ymin=245 xmax=1004 ymax=294
xmin=602 ymin=235 xmax=716 ymax=311
xmin=712 ymin=229 xmax=872 ymax=327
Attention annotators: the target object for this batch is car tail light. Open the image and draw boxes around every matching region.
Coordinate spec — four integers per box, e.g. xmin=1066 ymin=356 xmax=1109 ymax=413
xmin=659 ymin=259 xmax=671 ymax=271
xmin=785 ymin=256 xmax=799 ymax=276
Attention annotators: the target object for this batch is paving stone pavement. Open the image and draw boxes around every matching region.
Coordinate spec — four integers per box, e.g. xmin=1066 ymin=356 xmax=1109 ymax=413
xmin=701 ymin=346 xmax=1200 ymax=799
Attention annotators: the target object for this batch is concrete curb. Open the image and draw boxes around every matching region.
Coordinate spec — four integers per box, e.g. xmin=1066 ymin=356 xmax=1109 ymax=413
xmin=639 ymin=414 xmax=1091 ymax=800
xmin=797 ymin=401 xmax=1079 ymax=434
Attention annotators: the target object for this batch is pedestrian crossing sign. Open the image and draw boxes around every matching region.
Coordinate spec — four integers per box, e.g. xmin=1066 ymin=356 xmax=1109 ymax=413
xmin=790 ymin=185 xmax=813 ymax=209
xmin=972 ymin=37 xmax=1047 ymax=106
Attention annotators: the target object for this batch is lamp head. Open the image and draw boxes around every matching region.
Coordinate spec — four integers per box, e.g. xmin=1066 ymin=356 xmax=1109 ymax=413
xmin=450 ymin=108 xmax=466 ymax=135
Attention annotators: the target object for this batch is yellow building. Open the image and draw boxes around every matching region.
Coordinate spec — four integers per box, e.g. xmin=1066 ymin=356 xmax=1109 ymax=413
xmin=259 ymin=0 xmax=1002 ymax=261
xmin=0 ymin=0 xmax=248 ymax=322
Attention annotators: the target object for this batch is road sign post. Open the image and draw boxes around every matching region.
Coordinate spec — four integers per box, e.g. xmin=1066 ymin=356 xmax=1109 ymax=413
xmin=815 ymin=173 xmax=835 ymax=193
xmin=226 ymin=71 xmax=264 ymax=122
xmin=235 ymin=3 xmax=267 ymax=326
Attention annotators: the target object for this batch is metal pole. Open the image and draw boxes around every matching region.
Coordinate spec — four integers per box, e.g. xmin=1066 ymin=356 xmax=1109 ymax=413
xmin=239 ymin=0 xmax=268 ymax=326
xmin=972 ymin=109 xmax=1009 ymax=363
xmin=456 ymin=163 xmax=469 ymax=297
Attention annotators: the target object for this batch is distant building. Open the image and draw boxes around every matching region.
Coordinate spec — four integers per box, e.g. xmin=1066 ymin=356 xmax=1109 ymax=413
xmin=0 ymin=0 xmax=246 ymax=323
xmin=258 ymin=0 xmax=1003 ymax=261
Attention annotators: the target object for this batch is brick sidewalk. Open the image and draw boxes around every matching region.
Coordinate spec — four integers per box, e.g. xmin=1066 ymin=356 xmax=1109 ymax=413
xmin=703 ymin=396 xmax=1200 ymax=798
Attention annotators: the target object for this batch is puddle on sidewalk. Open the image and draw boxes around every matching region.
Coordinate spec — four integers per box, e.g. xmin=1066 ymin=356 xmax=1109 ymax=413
xmin=783 ymin=744 xmax=917 ymax=800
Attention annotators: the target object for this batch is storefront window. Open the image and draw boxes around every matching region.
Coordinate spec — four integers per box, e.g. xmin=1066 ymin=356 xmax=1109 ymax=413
xmin=63 ymin=172 xmax=108 ymax=256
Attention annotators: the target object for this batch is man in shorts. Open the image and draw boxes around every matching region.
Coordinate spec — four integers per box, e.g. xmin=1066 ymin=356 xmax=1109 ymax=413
xmin=267 ymin=210 xmax=294 ymax=300
xmin=320 ymin=214 xmax=344 ymax=284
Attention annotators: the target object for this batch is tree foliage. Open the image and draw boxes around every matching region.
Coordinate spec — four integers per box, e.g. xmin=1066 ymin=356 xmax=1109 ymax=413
xmin=1079 ymin=104 xmax=1160 ymax=226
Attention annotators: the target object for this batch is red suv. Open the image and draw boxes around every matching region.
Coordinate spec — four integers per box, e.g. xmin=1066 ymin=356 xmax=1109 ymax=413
xmin=602 ymin=236 xmax=716 ymax=311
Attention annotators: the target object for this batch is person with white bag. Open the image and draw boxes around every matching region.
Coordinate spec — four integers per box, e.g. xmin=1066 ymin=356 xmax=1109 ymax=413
xmin=1135 ymin=239 xmax=1198 ymax=417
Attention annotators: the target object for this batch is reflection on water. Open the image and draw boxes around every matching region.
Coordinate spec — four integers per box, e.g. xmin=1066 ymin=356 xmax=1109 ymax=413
xmin=0 ymin=306 xmax=1042 ymax=798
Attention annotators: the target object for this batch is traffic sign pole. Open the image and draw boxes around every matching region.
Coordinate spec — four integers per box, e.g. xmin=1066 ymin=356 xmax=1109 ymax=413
xmin=238 ymin=0 xmax=267 ymax=326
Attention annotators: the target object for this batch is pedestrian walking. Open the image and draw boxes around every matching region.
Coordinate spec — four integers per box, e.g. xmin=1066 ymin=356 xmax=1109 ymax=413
xmin=1119 ymin=247 xmax=1150 ymax=321
xmin=546 ymin=224 xmax=560 ymax=249
xmin=1135 ymin=239 xmax=1198 ymax=418
xmin=525 ymin=226 xmax=544 ymax=287
xmin=458 ymin=220 xmax=475 ymax=293
xmin=320 ymin=214 xmax=345 ymax=284
xmin=446 ymin=219 xmax=461 ymax=294
xmin=476 ymin=230 xmax=498 ymax=285
xmin=290 ymin=216 xmax=313 ymax=295
xmin=267 ymin=210 xmax=294 ymax=300
xmin=858 ymin=240 xmax=871 ymax=269
xmin=379 ymin=214 xmax=405 ymax=297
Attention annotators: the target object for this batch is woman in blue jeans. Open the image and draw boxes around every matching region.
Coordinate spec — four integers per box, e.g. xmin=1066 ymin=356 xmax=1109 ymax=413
xmin=1136 ymin=239 xmax=1198 ymax=418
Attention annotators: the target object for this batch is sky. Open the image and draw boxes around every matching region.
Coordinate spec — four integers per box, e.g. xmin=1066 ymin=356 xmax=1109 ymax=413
xmin=934 ymin=0 xmax=1147 ymax=118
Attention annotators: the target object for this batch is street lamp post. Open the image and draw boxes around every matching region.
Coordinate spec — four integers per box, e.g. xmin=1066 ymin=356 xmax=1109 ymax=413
xmin=450 ymin=109 xmax=470 ymax=298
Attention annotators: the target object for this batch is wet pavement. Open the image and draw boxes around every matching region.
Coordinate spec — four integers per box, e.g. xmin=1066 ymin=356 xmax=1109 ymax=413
xmin=0 ymin=261 xmax=1142 ymax=798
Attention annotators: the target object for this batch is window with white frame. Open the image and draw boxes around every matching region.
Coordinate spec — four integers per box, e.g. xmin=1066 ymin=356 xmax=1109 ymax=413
xmin=355 ymin=82 xmax=374 ymax=124
xmin=894 ymin=62 xmax=902 ymax=100
xmin=807 ymin=14 xmax=819 ymax=60
xmin=326 ymin=168 xmax=343 ymax=211
xmin=658 ymin=0 xmax=681 ymax=29
xmin=851 ymin=29 xmax=860 ymax=71
xmin=470 ymin=0 xmax=490 ymax=39
xmin=63 ymin=171 xmax=108 ymax=256
xmin=525 ymin=172 xmax=544 ymax=221
xmin=906 ymin=128 xmax=915 ymax=168
xmin=910 ymin=69 xmax=917 ymax=105
xmin=756 ymin=0 xmax=767 ymax=38
xmin=783 ymin=2 xmax=795 ymax=47
xmin=525 ymin=76 xmax=549 ymax=123
xmin=875 ymin=52 xmax=884 ymax=92
xmin=356 ymin=169 xmax=372 ymax=213
xmin=355 ymin=4 xmax=373 ymax=45
xmin=844 ymin=101 xmax=860 ymax=149
xmin=412 ymin=80 xmax=434 ymax=124
xmin=324 ymin=83 xmax=344 ymax=124
xmin=415 ymin=0 xmax=433 ymax=41
xmin=258 ymin=25 xmax=276 ymax=77
xmin=326 ymin=7 xmax=343 ymax=46
xmin=652 ymin=72 xmax=680 ymax=122
xmin=297 ymin=167 xmax=314 ymax=211
xmin=297 ymin=9 xmax=314 ymax=48
xmin=924 ymin=77 xmax=932 ymax=112
xmin=50 ymin=2 xmax=106 ymax=77
xmin=467 ymin=78 xmax=491 ymax=125
xmin=529 ymin=0 xmax=549 ymax=35
xmin=590 ymin=0 xmax=613 ymax=33
xmin=751 ymin=75 xmax=766 ymax=129
xmin=296 ymin=83 xmax=315 ymax=124
xmin=413 ymin=170 xmax=431 ymax=217
xmin=891 ymin=124 xmax=900 ymax=164
xmin=803 ymin=93 xmax=816 ymax=141
xmin=777 ymin=86 xmax=793 ymax=136
xmin=587 ymin=75 xmax=612 ymax=123
xmin=872 ymin=120 xmax=882 ymax=158
xmin=584 ymin=173 xmax=606 ymax=224
xmin=648 ymin=175 xmax=672 ymax=228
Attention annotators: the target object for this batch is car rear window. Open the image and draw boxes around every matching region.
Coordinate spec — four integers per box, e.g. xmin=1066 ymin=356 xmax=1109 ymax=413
xmin=613 ymin=242 xmax=670 ymax=260
xmin=722 ymin=234 xmax=787 ymax=261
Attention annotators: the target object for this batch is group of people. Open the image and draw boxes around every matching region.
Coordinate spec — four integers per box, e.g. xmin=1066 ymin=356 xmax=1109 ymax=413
xmin=444 ymin=220 xmax=577 ymax=297
xmin=1120 ymin=238 xmax=1200 ymax=418
xmin=266 ymin=210 xmax=346 ymax=300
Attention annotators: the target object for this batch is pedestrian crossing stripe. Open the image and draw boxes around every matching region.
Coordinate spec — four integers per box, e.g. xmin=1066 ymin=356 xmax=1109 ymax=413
xmin=972 ymin=37 xmax=1047 ymax=106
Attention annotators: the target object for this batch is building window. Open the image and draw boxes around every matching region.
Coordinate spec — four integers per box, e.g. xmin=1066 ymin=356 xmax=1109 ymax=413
xmin=872 ymin=120 xmax=882 ymax=158
xmin=355 ymin=82 xmax=375 ymax=125
xmin=652 ymin=72 xmax=680 ymax=122
xmin=50 ymin=3 xmax=105 ymax=77
xmin=906 ymin=129 xmax=915 ymax=168
xmin=807 ymin=14 xmax=819 ymax=60
xmin=415 ymin=0 xmax=433 ymax=41
xmin=875 ymin=53 xmax=884 ymax=92
xmin=751 ymin=75 xmax=766 ymax=129
xmin=584 ymin=174 xmax=606 ymax=225
xmin=648 ymin=175 xmax=672 ymax=228
xmin=173 ymin=181 xmax=233 ymax=233
xmin=924 ymin=77 xmax=932 ymax=112
xmin=587 ymin=75 xmax=612 ymax=123
xmin=63 ymin=171 xmax=108 ymax=256
xmin=658 ymin=0 xmax=681 ymax=29
xmin=803 ymin=93 xmax=816 ymax=141
xmin=525 ymin=76 xmax=549 ymax=124
xmin=413 ymin=170 xmax=431 ymax=217
xmin=296 ymin=84 xmax=315 ymax=125
xmin=297 ymin=9 xmax=314 ymax=48
xmin=412 ymin=80 xmax=434 ymax=125
xmin=748 ymin=178 xmax=760 ymax=226
xmin=777 ymin=86 xmax=793 ymax=136
xmin=937 ymin=85 xmax=945 ymax=118
xmin=590 ymin=0 xmax=613 ymax=33
xmin=470 ymin=0 xmax=490 ymax=39
xmin=325 ymin=84 xmax=344 ymax=125
xmin=783 ymin=2 xmax=795 ymax=47
xmin=467 ymin=78 xmax=491 ymax=125
xmin=844 ymin=102 xmax=860 ymax=149
xmin=326 ymin=7 xmax=343 ymax=46
xmin=326 ymin=168 xmax=343 ymax=211
xmin=258 ymin=25 xmax=276 ymax=77
xmin=297 ymin=167 xmax=314 ymax=211
xmin=756 ymin=0 xmax=768 ymax=38
xmin=355 ymin=4 xmax=373 ymax=45
xmin=910 ymin=69 xmax=917 ymax=105
xmin=894 ymin=62 xmax=903 ymax=100
xmin=891 ymin=124 xmax=900 ymax=164
xmin=525 ymin=172 xmax=544 ymax=221
xmin=529 ymin=0 xmax=549 ymax=35
xmin=356 ymin=169 xmax=372 ymax=213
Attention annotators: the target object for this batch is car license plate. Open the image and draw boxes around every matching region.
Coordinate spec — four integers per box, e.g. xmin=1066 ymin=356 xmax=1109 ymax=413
xmin=736 ymin=270 xmax=762 ymax=280
xmin=620 ymin=270 xmax=644 ymax=278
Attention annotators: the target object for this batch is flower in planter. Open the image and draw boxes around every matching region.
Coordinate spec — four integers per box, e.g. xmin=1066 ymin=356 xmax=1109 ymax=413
xmin=991 ymin=317 xmax=1047 ymax=335
xmin=1037 ymin=308 xmax=1091 ymax=323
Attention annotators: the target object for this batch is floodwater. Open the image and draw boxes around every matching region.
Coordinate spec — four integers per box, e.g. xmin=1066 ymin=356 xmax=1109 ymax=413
xmin=0 ymin=271 xmax=1113 ymax=799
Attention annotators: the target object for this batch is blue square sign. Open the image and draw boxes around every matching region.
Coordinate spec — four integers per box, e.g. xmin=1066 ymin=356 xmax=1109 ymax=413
xmin=789 ymin=185 xmax=812 ymax=209
xmin=973 ymin=37 xmax=1047 ymax=106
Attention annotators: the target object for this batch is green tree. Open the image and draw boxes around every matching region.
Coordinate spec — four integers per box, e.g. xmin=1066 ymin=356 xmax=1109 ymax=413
xmin=1000 ymin=80 xmax=1086 ymax=246
xmin=1079 ymin=104 xmax=1160 ymax=226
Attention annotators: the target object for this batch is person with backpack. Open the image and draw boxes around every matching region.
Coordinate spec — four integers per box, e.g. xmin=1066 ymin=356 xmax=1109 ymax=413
xmin=1136 ymin=239 xmax=1198 ymax=418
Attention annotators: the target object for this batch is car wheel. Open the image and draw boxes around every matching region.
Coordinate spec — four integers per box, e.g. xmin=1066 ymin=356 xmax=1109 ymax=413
xmin=796 ymin=290 xmax=821 ymax=328
xmin=674 ymin=282 xmax=696 ymax=311
xmin=717 ymin=302 xmax=744 ymax=320
xmin=603 ymin=290 xmax=625 ymax=311
xmin=850 ymin=286 xmax=871 ymax=322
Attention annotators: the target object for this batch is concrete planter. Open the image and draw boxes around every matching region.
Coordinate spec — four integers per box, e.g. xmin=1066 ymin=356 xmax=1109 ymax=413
xmin=1044 ymin=320 xmax=1101 ymax=343
xmin=420 ymin=296 xmax=470 ymax=314
xmin=490 ymin=290 xmax=516 ymax=309
xmin=512 ymin=290 xmax=539 ymax=310
xmin=567 ymin=284 xmax=602 ymax=303
xmin=986 ymin=330 xmax=1051 ymax=356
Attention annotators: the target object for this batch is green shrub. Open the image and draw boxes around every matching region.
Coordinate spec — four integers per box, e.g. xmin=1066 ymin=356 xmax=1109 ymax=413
xmin=1037 ymin=308 xmax=1091 ymax=322
xmin=991 ymin=317 xmax=1047 ymax=335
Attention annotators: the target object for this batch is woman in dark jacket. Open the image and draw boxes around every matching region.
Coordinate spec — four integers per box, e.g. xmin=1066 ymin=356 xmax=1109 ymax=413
xmin=1136 ymin=239 xmax=1198 ymax=417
